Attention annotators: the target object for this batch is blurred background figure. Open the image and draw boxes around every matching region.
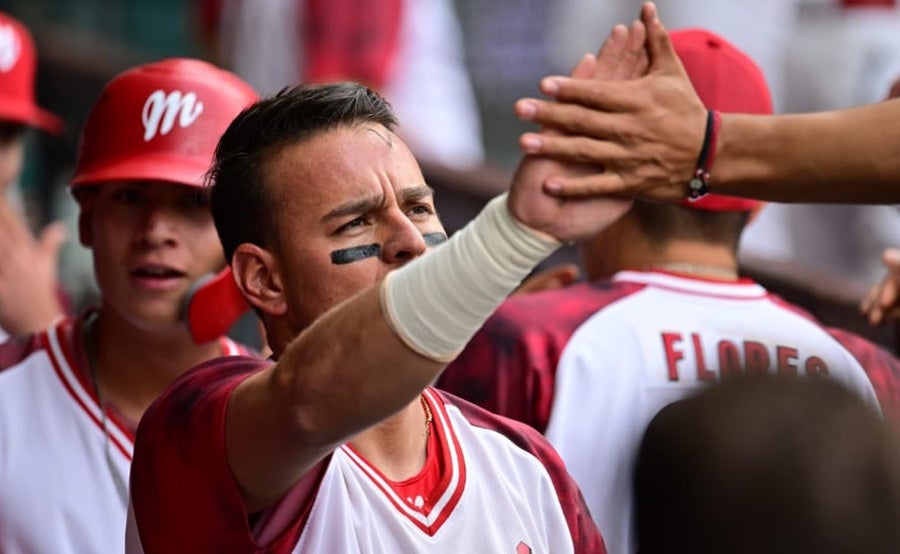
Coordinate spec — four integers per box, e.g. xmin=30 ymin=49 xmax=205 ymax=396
xmin=0 ymin=9 xmax=67 ymax=341
xmin=0 ymin=57 xmax=256 ymax=554
xmin=635 ymin=374 xmax=900 ymax=554
xmin=199 ymin=0 xmax=484 ymax=170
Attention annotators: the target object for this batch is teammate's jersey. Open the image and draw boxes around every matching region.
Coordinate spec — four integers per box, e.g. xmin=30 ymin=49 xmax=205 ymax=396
xmin=439 ymin=270 xmax=900 ymax=554
xmin=126 ymin=357 xmax=605 ymax=553
xmin=0 ymin=315 xmax=247 ymax=554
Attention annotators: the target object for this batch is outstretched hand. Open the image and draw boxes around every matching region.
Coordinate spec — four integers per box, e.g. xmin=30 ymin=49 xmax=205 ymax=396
xmin=0 ymin=199 xmax=66 ymax=335
xmin=506 ymin=17 xmax=648 ymax=242
xmin=513 ymin=2 xmax=707 ymax=204
xmin=861 ymin=248 xmax=900 ymax=326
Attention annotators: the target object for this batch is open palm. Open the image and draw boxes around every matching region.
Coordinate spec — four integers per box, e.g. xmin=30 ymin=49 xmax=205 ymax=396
xmin=507 ymin=22 xmax=647 ymax=241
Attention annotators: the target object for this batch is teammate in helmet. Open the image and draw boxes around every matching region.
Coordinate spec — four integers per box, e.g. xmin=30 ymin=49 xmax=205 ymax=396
xmin=0 ymin=58 xmax=257 ymax=553
xmin=0 ymin=10 xmax=67 ymax=341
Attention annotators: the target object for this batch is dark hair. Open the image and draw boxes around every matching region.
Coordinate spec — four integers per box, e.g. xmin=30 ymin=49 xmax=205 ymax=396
xmin=630 ymin=200 xmax=750 ymax=253
xmin=635 ymin=375 xmax=900 ymax=554
xmin=208 ymin=82 xmax=398 ymax=261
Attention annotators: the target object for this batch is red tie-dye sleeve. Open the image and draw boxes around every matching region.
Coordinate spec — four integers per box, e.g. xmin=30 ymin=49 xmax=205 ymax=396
xmin=827 ymin=327 xmax=900 ymax=422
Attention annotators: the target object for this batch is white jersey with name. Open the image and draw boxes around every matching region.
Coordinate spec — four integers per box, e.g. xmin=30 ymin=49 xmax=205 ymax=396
xmin=0 ymin=316 xmax=244 ymax=554
xmin=440 ymin=270 xmax=900 ymax=554
xmin=126 ymin=357 xmax=605 ymax=553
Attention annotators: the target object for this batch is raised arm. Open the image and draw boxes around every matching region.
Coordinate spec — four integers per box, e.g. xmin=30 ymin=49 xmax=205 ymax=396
xmin=515 ymin=1 xmax=900 ymax=204
xmin=217 ymin=23 xmax=656 ymax=512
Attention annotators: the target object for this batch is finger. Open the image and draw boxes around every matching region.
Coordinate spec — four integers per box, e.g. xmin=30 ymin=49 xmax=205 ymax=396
xmin=864 ymin=272 xmax=892 ymax=324
xmin=640 ymin=2 xmax=659 ymax=27
xmin=867 ymin=284 xmax=886 ymax=326
xmin=514 ymin=94 xmax=628 ymax=140
xmin=517 ymin=101 xmax=623 ymax=143
xmin=882 ymin=247 xmax=900 ymax=274
xmin=861 ymin=249 xmax=900 ymax=321
xmin=521 ymin=133 xmax=619 ymax=169
xmin=862 ymin=280 xmax=886 ymax=324
xmin=534 ymin=54 xmax=597 ymax=138
xmin=543 ymin=172 xmax=631 ymax=199
xmin=878 ymin=277 xmax=900 ymax=313
xmin=861 ymin=282 xmax=880 ymax=313
xmin=592 ymin=24 xmax=630 ymax=80
xmin=39 ymin=221 xmax=68 ymax=259
xmin=544 ymin=171 xmax=685 ymax=202
xmin=641 ymin=1 xmax=682 ymax=76
xmin=621 ymin=19 xmax=649 ymax=79
xmin=538 ymin=77 xmax=637 ymax=112
xmin=570 ymin=52 xmax=598 ymax=80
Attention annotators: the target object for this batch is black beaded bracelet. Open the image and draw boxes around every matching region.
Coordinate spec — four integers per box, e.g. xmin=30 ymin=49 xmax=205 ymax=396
xmin=687 ymin=109 xmax=720 ymax=200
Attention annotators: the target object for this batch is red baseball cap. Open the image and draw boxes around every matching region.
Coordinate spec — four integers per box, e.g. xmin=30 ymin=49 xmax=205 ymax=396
xmin=70 ymin=58 xmax=257 ymax=190
xmin=0 ymin=11 xmax=63 ymax=134
xmin=673 ymin=29 xmax=772 ymax=213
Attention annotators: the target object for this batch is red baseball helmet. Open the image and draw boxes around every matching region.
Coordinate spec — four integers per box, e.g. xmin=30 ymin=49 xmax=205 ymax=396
xmin=673 ymin=29 xmax=772 ymax=213
xmin=70 ymin=58 xmax=257 ymax=190
xmin=0 ymin=11 xmax=63 ymax=134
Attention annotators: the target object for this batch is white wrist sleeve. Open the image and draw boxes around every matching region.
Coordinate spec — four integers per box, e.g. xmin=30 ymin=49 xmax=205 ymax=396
xmin=381 ymin=193 xmax=560 ymax=363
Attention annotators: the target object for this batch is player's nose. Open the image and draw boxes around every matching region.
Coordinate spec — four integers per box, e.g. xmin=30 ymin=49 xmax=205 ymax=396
xmin=381 ymin=214 xmax=428 ymax=265
xmin=133 ymin=205 xmax=178 ymax=248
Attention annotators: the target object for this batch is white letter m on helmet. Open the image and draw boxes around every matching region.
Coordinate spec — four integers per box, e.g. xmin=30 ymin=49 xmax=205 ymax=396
xmin=142 ymin=90 xmax=204 ymax=142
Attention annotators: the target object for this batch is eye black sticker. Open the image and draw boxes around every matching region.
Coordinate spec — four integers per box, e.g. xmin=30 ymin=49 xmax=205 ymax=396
xmin=330 ymin=233 xmax=450 ymax=265
xmin=423 ymin=233 xmax=448 ymax=246
xmin=331 ymin=243 xmax=381 ymax=265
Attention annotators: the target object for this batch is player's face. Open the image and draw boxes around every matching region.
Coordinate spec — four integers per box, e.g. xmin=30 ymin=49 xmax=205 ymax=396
xmin=265 ymin=124 xmax=446 ymax=333
xmin=81 ymin=181 xmax=225 ymax=333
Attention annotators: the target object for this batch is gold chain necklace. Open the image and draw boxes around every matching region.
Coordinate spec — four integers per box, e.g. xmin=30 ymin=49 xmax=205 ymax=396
xmin=650 ymin=262 xmax=738 ymax=280
xmin=421 ymin=395 xmax=433 ymax=439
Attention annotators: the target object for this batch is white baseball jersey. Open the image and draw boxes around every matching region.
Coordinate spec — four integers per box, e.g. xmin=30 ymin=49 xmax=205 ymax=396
xmin=440 ymin=270 xmax=900 ymax=554
xmin=125 ymin=357 xmax=605 ymax=553
xmin=0 ymin=316 xmax=245 ymax=554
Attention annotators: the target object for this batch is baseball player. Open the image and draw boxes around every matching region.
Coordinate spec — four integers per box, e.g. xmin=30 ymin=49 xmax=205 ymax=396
xmin=0 ymin=58 xmax=257 ymax=553
xmin=0 ymin=10 xmax=67 ymax=341
xmin=124 ymin=79 xmax=620 ymax=552
xmin=438 ymin=29 xmax=900 ymax=554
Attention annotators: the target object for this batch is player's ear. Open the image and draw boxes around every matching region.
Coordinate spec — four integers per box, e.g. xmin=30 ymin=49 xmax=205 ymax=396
xmin=231 ymin=243 xmax=288 ymax=317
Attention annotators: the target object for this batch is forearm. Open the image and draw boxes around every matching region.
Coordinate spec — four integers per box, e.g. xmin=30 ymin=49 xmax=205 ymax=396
xmin=715 ymin=101 xmax=900 ymax=203
xmin=227 ymin=286 xmax=440 ymax=511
